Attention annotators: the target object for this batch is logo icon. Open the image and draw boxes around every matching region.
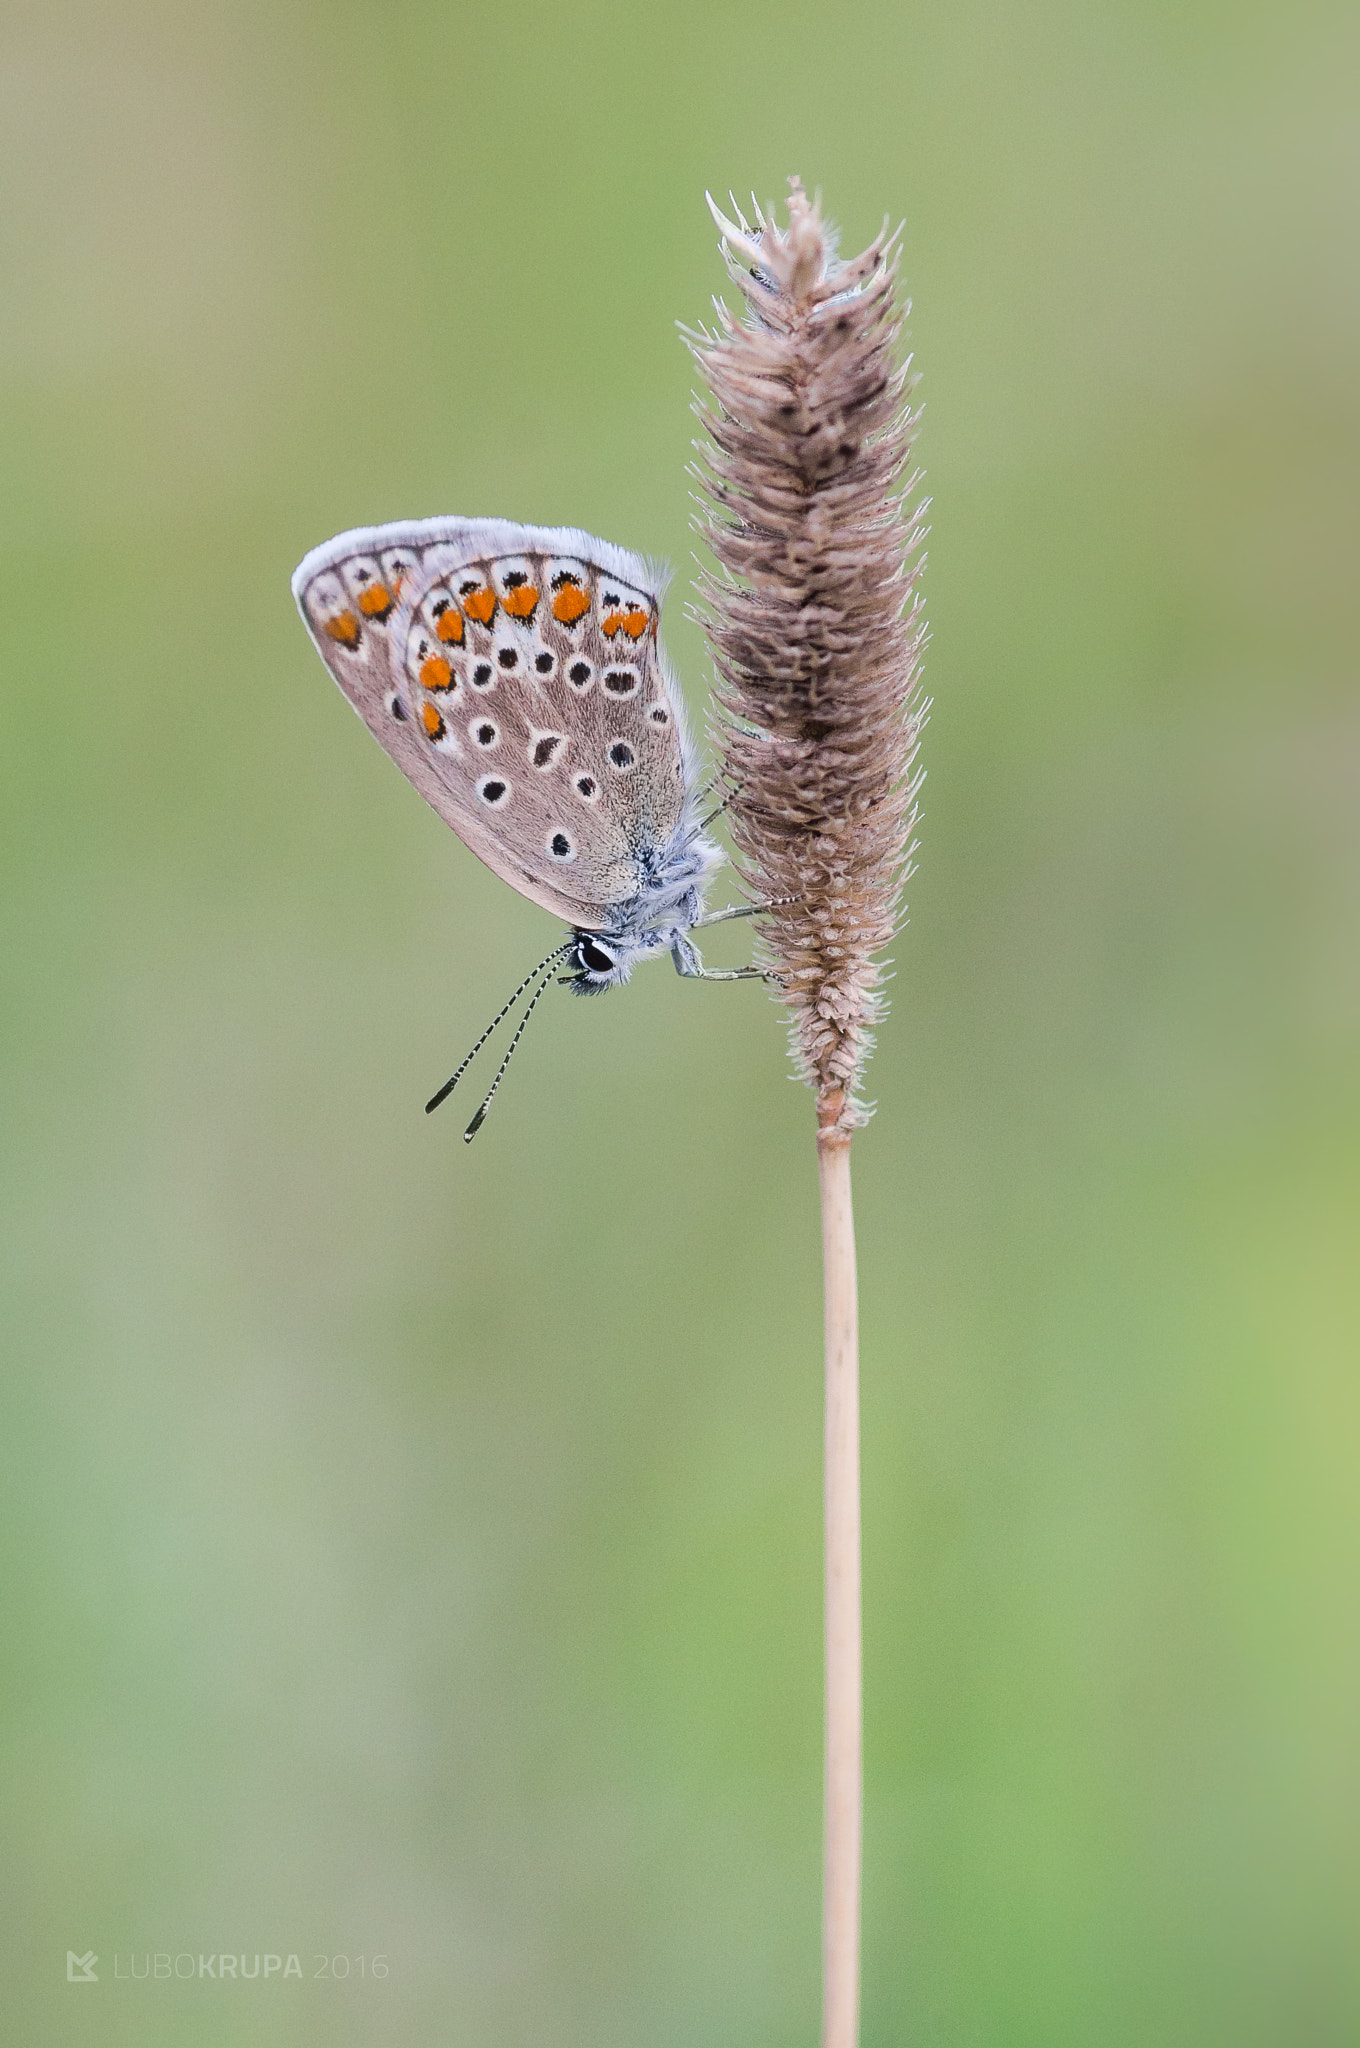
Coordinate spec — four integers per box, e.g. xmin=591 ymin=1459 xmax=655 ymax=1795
xmin=67 ymin=1951 xmax=98 ymax=1982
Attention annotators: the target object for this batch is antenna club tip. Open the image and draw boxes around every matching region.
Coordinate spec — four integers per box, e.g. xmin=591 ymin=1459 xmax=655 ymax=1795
xmin=426 ymin=940 xmax=568 ymax=1138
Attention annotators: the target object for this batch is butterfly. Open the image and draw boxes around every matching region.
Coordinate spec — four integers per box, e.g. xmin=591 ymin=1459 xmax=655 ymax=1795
xmin=292 ymin=517 xmax=767 ymax=1135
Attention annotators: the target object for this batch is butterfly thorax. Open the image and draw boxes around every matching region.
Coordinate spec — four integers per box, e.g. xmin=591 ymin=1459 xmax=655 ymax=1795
xmin=564 ymin=825 xmax=721 ymax=992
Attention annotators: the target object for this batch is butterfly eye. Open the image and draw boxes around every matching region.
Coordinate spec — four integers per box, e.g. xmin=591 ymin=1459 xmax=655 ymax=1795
xmin=608 ymin=742 xmax=635 ymax=771
xmin=580 ymin=939 xmax=615 ymax=974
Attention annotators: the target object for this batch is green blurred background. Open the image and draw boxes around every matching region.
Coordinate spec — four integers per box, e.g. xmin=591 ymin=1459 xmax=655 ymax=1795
xmin=3 ymin=1 xmax=1357 ymax=2041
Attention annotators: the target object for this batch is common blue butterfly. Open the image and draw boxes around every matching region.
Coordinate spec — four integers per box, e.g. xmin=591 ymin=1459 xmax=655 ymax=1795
xmin=292 ymin=518 xmax=766 ymax=1132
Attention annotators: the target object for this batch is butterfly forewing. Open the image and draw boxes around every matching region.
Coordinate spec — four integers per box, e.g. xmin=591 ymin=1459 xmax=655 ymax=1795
xmin=294 ymin=518 xmax=692 ymax=931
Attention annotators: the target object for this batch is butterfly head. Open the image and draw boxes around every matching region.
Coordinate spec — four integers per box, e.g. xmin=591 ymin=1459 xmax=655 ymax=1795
xmin=563 ymin=930 xmax=636 ymax=994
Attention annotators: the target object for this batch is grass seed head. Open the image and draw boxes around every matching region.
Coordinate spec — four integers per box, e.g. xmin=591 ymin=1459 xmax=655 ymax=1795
xmin=691 ymin=179 xmax=928 ymax=1134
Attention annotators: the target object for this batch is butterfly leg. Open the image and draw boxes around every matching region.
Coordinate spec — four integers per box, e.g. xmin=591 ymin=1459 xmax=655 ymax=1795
xmin=689 ymin=965 xmax=769 ymax=981
xmin=692 ymin=899 xmax=791 ymax=930
xmin=670 ymin=932 xmax=769 ymax=982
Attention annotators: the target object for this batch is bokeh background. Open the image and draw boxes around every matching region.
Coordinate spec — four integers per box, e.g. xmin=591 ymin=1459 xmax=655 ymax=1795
xmin=3 ymin=1 xmax=1357 ymax=2042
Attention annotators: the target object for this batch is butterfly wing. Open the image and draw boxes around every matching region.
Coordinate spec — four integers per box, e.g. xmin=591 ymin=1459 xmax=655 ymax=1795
xmin=292 ymin=518 xmax=696 ymax=930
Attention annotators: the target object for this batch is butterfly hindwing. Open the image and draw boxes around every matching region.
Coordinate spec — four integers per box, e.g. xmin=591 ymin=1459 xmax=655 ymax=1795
xmin=292 ymin=518 xmax=694 ymax=930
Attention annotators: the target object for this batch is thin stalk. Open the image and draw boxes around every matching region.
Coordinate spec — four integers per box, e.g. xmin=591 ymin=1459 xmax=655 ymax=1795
xmin=819 ymin=1118 xmax=861 ymax=2048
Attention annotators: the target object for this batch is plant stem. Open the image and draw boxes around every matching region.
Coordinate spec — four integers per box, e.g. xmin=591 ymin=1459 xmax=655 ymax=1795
xmin=818 ymin=1117 xmax=861 ymax=2048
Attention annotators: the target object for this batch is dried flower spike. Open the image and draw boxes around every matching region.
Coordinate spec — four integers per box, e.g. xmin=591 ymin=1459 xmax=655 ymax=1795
xmin=691 ymin=179 xmax=927 ymax=1136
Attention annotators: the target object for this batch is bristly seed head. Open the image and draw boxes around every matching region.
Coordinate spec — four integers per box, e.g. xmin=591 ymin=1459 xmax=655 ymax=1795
xmin=689 ymin=178 xmax=928 ymax=1138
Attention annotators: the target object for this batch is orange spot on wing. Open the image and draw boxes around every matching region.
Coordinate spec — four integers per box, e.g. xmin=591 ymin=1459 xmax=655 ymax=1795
xmin=502 ymin=584 xmax=539 ymax=620
xmin=420 ymin=701 xmax=445 ymax=739
xmin=420 ymin=654 xmax=454 ymax=692
xmin=621 ymin=607 xmax=649 ymax=639
xmin=434 ymin=607 xmax=465 ymax=644
xmin=324 ymin=611 xmax=361 ymax=647
xmin=357 ymin=583 xmax=394 ymax=618
xmin=552 ymin=584 xmax=590 ymax=625
xmin=462 ymin=587 xmax=496 ymax=625
xmin=601 ymin=609 xmax=626 ymax=638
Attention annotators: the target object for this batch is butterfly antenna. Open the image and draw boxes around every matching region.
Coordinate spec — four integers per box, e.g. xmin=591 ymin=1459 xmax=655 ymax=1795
xmin=425 ymin=943 xmax=571 ymax=1115
xmin=462 ymin=960 xmax=559 ymax=1143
